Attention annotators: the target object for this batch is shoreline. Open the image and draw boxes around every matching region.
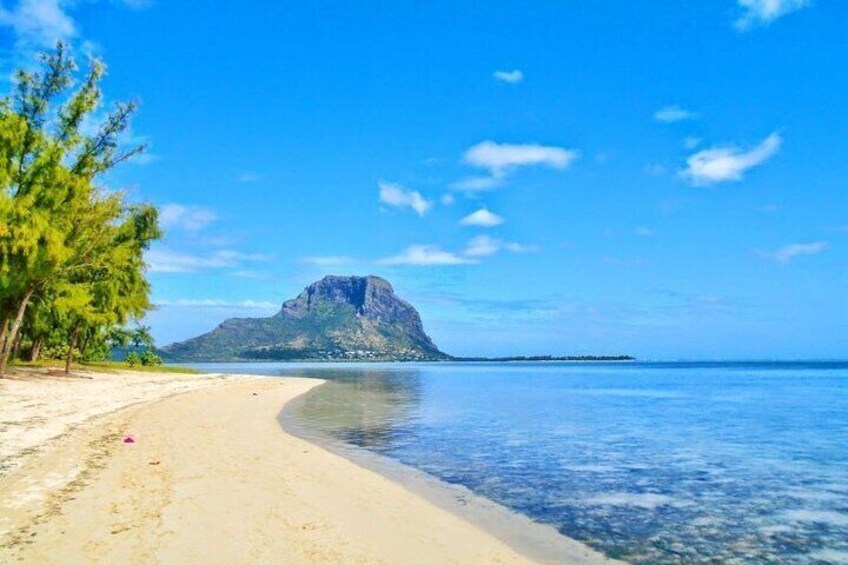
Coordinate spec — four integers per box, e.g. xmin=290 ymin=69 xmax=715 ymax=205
xmin=281 ymin=381 xmax=618 ymax=564
xmin=0 ymin=370 xmax=617 ymax=563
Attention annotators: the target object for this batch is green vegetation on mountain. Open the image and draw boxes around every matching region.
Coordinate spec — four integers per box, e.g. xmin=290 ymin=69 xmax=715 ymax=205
xmin=162 ymin=276 xmax=451 ymax=362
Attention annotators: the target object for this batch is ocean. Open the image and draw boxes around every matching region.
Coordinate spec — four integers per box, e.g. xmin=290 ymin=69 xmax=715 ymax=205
xmin=193 ymin=361 xmax=848 ymax=564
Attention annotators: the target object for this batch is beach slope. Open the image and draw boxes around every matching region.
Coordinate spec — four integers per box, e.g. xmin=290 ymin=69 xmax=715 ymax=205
xmin=1 ymin=373 xmax=611 ymax=564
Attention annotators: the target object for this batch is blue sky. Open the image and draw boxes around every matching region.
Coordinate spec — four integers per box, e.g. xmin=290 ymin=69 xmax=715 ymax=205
xmin=2 ymin=0 xmax=846 ymax=358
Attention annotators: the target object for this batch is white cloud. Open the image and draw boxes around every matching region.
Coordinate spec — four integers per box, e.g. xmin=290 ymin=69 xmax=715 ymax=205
xmin=463 ymin=235 xmax=501 ymax=258
xmin=440 ymin=193 xmax=456 ymax=206
xmin=0 ymin=0 xmax=76 ymax=47
xmin=238 ymin=171 xmax=262 ymax=183
xmin=299 ymin=256 xmax=355 ymax=266
xmin=683 ymin=136 xmax=702 ymax=149
xmin=464 ymin=141 xmax=579 ymax=176
xmin=231 ymin=270 xmax=272 ymax=279
xmin=503 ymin=241 xmax=538 ymax=254
xmin=146 ymin=249 xmax=268 ymax=273
xmin=654 ymin=105 xmax=699 ymax=123
xmin=159 ymin=204 xmax=218 ymax=232
xmin=450 ymin=174 xmax=505 ymax=192
xmin=155 ymin=299 xmax=278 ymax=310
xmin=493 ymin=69 xmax=524 ymax=84
xmin=453 ymin=141 xmax=578 ymax=192
xmin=761 ymin=241 xmax=828 ymax=263
xmin=0 ymin=0 xmax=147 ymax=49
xmin=681 ymin=132 xmax=781 ymax=186
xmin=634 ymin=226 xmax=657 ymax=237
xmin=378 ymin=181 xmax=432 ymax=216
xmin=460 ymin=208 xmax=505 ymax=228
xmin=380 ymin=245 xmax=475 ymax=266
xmin=464 ymin=235 xmax=537 ymax=257
xmin=379 ymin=235 xmax=537 ymax=267
xmin=735 ymin=0 xmax=811 ymax=30
xmin=215 ymin=250 xmax=268 ymax=262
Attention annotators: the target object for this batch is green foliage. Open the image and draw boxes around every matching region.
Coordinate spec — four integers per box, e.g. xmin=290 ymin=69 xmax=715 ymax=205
xmin=125 ymin=351 xmax=140 ymax=367
xmin=130 ymin=325 xmax=154 ymax=348
xmin=107 ymin=326 xmax=133 ymax=348
xmin=40 ymin=342 xmax=75 ymax=361
xmin=0 ymin=43 xmax=161 ymax=375
xmin=139 ymin=349 xmax=162 ymax=366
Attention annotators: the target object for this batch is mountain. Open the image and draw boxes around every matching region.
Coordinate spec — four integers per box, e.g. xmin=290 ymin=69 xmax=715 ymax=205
xmin=161 ymin=275 xmax=450 ymax=362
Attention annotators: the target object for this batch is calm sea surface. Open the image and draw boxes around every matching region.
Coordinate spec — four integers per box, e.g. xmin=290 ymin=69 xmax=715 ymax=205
xmin=193 ymin=361 xmax=848 ymax=564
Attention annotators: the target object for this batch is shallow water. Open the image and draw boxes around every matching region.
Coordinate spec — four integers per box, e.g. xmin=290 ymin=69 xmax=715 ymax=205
xmin=194 ymin=361 xmax=848 ymax=564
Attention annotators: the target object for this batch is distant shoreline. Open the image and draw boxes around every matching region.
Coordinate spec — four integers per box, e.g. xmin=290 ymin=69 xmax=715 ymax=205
xmin=162 ymin=355 xmax=636 ymax=364
xmin=452 ymin=355 xmax=635 ymax=362
xmin=175 ymin=358 xmax=848 ymax=366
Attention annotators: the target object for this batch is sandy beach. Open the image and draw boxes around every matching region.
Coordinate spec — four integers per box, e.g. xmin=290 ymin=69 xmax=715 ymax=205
xmin=0 ymin=369 xmax=613 ymax=564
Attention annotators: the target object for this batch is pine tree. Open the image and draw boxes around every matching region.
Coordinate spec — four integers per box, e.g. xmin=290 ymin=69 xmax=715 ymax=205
xmin=0 ymin=43 xmax=159 ymax=375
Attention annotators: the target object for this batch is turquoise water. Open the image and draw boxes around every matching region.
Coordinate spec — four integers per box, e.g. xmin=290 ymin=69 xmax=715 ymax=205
xmin=195 ymin=361 xmax=848 ymax=564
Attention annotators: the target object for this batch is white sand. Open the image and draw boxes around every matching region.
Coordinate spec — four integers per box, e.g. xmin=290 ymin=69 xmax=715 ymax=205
xmin=1 ymin=368 xmax=242 ymax=477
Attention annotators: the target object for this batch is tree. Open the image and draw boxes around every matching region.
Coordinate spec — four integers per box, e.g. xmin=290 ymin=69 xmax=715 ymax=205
xmin=56 ymin=204 xmax=160 ymax=373
xmin=0 ymin=43 xmax=159 ymax=375
xmin=131 ymin=325 xmax=154 ymax=349
xmin=19 ymin=290 xmax=57 ymax=362
xmin=125 ymin=351 xmax=140 ymax=366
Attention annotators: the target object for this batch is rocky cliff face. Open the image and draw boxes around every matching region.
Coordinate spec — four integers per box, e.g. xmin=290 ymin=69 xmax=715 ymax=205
xmin=161 ymin=275 xmax=449 ymax=362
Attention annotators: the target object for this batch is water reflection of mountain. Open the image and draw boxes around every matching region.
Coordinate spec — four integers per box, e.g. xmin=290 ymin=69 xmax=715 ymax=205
xmin=290 ymin=368 xmax=422 ymax=450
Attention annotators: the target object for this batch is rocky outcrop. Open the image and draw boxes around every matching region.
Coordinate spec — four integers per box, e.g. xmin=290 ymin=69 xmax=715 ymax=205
xmin=161 ymin=276 xmax=450 ymax=362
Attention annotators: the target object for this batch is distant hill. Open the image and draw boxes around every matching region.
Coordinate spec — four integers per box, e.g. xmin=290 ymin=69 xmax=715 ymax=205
xmin=161 ymin=275 xmax=451 ymax=362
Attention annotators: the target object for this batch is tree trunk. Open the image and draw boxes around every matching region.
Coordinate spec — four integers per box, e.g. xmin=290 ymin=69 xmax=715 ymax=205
xmin=65 ymin=322 xmax=81 ymax=375
xmin=11 ymin=331 xmax=22 ymax=362
xmin=0 ymin=287 xmax=35 ymax=376
xmin=0 ymin=315 xmax=9 ymax=361
xmin=29 ymin=335 xmax=43 ymax=362
xmin=80 ymin=329 xmax=91 ymax=360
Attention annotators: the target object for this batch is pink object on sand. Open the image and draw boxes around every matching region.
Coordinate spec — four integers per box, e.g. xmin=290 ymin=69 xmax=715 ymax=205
xmin=123 ymin=436 xmax=135 ymax=444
